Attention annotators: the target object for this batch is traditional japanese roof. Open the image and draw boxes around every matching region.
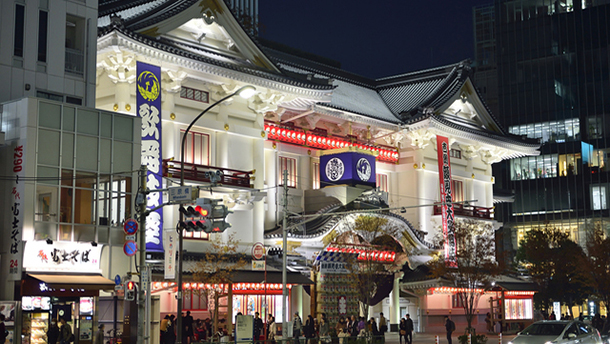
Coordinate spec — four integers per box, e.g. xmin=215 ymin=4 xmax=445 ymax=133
xmin=97 ymin=0 xmax=540 ymax=155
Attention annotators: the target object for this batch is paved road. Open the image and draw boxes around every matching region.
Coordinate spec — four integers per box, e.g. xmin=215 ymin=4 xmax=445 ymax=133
xmin=382 ymin=332 xmax=515 ymax=344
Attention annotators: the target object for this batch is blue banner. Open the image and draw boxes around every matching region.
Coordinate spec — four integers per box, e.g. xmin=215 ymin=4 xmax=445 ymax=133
xmin=320 ymin=150 xmax=376 ymax=188
xmin=136 ymin=61 xmax=163 ymax=252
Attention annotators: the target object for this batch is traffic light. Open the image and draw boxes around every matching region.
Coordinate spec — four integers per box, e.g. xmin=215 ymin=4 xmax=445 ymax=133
xmin=179 ymin=204 xmax=212 ymax=232
xmin=125 ymin=281 xmax=137 ymax=301
xmin=207 ymin=220 xmax=232 ymax=233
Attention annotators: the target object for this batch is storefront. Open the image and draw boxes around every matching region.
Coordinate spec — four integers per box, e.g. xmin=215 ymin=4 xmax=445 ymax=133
xmin=18 ymin=241 xmax=115 ymax=344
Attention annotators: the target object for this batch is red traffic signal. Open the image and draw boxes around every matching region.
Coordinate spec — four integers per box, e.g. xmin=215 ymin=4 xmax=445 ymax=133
xmin=179 ymin=205 xmax=212 ymax=218
xmin=126 ymin=281 xmax=136 ymax=291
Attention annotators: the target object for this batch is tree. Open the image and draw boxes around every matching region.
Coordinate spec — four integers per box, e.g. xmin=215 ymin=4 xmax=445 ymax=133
xmin=338 ymin=215 xmax=407 ymax=325
xmin=516 ymin=225 xmax=591 ymax=315
xmin=427 ymin=219 xmax=500 ymax=333
xmin=191 ymin=234 xmax=247 ymax=335
xmin=585 ymin=225 xmax=610 ymax=311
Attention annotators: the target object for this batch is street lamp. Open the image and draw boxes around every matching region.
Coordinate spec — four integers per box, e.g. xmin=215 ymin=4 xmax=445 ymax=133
xmin=176 ymin=85 xmax=256 ymax=344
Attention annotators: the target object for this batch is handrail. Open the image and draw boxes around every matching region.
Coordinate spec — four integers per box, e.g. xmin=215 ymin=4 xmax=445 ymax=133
xmin=433 ymin=202 xmax=493 ymax=219
xmin=163 ymin=159 xmax=253 ymax=188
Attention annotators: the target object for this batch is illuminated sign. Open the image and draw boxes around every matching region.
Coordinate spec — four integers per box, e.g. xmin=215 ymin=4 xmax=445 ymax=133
xmin=23 ymin=241 xmax=103 ymax=273
xmin=136 ymin=61 xmax=164 ymax=252
xmin=320 ymin=149 xmax=376 ymax=188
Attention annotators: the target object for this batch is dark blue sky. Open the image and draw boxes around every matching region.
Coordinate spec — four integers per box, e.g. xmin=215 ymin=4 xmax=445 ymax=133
xmin=259 ymin=1 xmax=491 ymax=79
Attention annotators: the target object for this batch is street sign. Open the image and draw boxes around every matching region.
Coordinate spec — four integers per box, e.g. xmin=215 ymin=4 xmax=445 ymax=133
xmin=125 ymin=235 xmax=136 ymax=241
xmin=115 ymin=284 xmax=123 ymax=291
xmin=169 ymin=186 xmax=193 ymax=202
xmin=114 ymin=274 xmax=121 ymax=285
xmin=141 ymin=268 xmax=149 ymax=287
xmin=252 ymin=260 xmax=265 ymax=271
xmin=252 ymin=242 xmax=265 ymax=260
xmin=124 ymin=219 xmax=138 ymax=235
xmin=123 ymin=240 xmax=137 ymax=257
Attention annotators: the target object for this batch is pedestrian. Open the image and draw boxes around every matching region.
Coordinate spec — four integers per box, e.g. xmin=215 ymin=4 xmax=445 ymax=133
xmin=357 ymin=317 xmax=366 ymax=336
xmin=161 ymin=315 xmax=170 ymax=344
xmin=405 ymin=314 xmax=414 ymax=344
xmin=95 ymin=324 xmax=105 ymax=344
xmin=319 ymin=313 xmax=330 ymax=344
xmin=304 ymin=315 xmax=315 ymax=344
xmin=168 ymin=315 xmax=177 ymax=344
xmin=0 ymin=314 xmax=7 ymax=344
xmin=379 ymin=312 xmax=387 ymax=336
xmin=369 ymin=317 xmax=379 ymax=336
xmin=485 ymin=312 xmax=493 ymax=333
xmin=267 ymin=315 xmax=277 ymax=344
xmin=336 ymin=316 xmax=348 ymax=344
xmin=445 ymin=316 xmax=455 ymax=344
xmin=59 ymin=318 xmax=73 ymax=344
xmin=349 ymin=315 xmax=359 ymax=338
xmin=183 ymin=311 xmax=194 ymax=344
xmin=253 ymin=312 xmax=263 ymax=344
xmin=47 ymin=319 xmax=60 ymax=344
xmin=293 ymin=312 xmax=303 ymax=344
xmin=399 ymin=318 xmax=407 ymax=344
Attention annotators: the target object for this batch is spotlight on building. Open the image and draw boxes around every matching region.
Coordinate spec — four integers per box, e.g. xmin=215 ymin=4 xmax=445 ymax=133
xmin=46 ymin=238 xmax=53 ymax=245
xmin=91 ymin=241 xmax=98 ymax=247
xmin=400 ymin=207 xmax=406 ymax=213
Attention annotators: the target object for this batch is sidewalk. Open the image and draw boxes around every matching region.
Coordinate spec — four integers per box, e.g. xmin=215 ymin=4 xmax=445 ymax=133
xmin=382 ymin=332 xmax=515 ymax=344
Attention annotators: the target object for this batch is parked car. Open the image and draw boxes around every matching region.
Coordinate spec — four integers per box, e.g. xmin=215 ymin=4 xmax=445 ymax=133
xmin=508 ymin=320 xmax=602 ymax=344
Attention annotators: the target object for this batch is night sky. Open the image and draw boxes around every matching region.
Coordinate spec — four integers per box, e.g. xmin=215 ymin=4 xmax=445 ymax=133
xmin=259 ymin=1 xmax=492 ymax=79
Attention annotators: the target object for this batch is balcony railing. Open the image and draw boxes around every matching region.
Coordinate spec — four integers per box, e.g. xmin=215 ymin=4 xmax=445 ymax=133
xmin=433 ymin=202 xmax=493 ymax=220
xmin=65 ymin=48 xmax=84 ymax=75
xmin=162 ymin=159 xmax=253 ymax=188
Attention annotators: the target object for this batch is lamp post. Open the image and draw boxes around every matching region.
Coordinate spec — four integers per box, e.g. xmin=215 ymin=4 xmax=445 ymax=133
xmin=176 ymin=85 xmax=256 ymax=344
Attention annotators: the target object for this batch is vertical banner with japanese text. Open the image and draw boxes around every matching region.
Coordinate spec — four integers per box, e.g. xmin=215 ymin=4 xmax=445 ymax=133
xmin=436 ymin=135 xmax=457 ymax=267
xmin=6 ymin=142 xmax=25 ymax=280
xmin=137 ymin=61 xmax=163 ymax=252
xmin=163 ymin=230 xmax=177 ymax=279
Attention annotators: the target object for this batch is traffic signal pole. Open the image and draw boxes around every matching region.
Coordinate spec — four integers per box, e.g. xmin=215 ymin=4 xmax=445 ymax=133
xmin=138 ymin=165 xmax=148 ymax=344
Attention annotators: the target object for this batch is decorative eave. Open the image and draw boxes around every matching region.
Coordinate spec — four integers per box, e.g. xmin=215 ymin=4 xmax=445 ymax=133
xmin=312 ymin=103 xmax=401 ymax=132
xmin=404 ymin=115 xmax=539 ymax=160
xmin=400 ymin=277 xmax=446 ymax=291
xmin=97 ymin=30 xmax=334 ymax=101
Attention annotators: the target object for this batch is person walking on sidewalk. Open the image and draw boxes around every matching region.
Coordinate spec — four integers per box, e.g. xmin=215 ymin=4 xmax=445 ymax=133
xmin=405 ymin=314 xmax=414 ymax=344
xmin=399 ymin=318 xmax=407 ymax=344
xmin=445 ymin=316 xmax=455 ymax=344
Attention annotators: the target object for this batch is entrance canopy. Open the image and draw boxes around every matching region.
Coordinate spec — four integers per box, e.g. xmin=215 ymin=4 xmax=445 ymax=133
xmin=23 ymin=273 xmax=115 ymax=297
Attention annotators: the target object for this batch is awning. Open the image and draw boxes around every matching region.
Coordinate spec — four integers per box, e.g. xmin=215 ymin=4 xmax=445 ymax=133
xmin=23 ymin=273 xmax=116 ymax=296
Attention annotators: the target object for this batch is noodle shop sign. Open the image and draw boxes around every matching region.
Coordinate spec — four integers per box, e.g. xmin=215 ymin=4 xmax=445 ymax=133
xmin=23 ymin=241 xmax=103 ymax=273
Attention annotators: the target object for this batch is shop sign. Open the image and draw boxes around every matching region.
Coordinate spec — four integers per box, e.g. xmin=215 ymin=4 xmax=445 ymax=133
xmin=252 ymin=242 xmax=265 ymax=260
xmin=136 ymin=61 xmax=164 ymax=252
xmin=23 ymin=240 xmax=103 ymax=273
xmin=319 ymin=261 xmax=351 ymax=274
xmin=6 ymin=143 xmax=25 ymax=281
xmin=251 ymin=260 xmax=265 ymax=271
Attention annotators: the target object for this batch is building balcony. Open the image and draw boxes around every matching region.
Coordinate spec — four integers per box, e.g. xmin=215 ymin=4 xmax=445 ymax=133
xmin=162 ymin=159 xmax=253 ymax=188
xmin=433 ymin=203 xmax=493 ymax=220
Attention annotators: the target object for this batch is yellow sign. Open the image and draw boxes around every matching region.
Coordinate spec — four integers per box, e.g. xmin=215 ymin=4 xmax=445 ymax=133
xmin=137 ymin=71 xmax=160 ymax=101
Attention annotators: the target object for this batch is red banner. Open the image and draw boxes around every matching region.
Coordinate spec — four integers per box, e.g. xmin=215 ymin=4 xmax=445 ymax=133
xmin=436 ymin=135 xmax=457 ymax=267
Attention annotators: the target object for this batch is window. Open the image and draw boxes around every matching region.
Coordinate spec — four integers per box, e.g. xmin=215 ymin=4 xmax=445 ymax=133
xmin=14 ymin=4 xmax=25 ymax=57
xmin=65 ymin=15 xmax=85 ymax=75
xmin=279 ymin=156 xmax=297 ymax=188
xmin=376 ymin=173 xmax=388 ymax=192
xmin=180 ymin=130 xmax=210 ymax=165
xmin=180 ymin=87 xmax=209 ymax=103
xmin=510 ymin=154 xmax=559 ymax=180
xmin=508 ymin=118 xmax=580 ymax=144
xmin=452 ymin=180 xmax=464 ymax=203
xmin=312 ymin=162 xmax=320 ymax=189
xmin=592 ymin=186 xmax=607 ymax=210
xmin=452 ymin=293 xmax=465 ymax=308
xmin=450 ymin=149 xmax=462 ymax=159
xmin=183 ymin=289 xmax=208 ymax=310
xmin=38 ymin=10 xmax=48 ymax=62
xmin=36 ymin=91 xmax=83 ymax=105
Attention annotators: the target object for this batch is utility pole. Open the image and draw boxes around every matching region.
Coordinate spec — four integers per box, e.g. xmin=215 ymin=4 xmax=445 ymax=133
xmin=138 ymin=165 xmax=148 ymax=344
xmin=282 ymin=169 xmax=289 ymax=339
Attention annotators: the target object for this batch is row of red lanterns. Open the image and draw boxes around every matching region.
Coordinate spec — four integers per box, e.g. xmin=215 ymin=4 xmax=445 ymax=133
xmin=325 ymin=246 xmax=396 ymax=262
xmin=152 ymin=282 xmax=293 ymax=291
xmin=264 ymin=124 xmax=399 ymax=163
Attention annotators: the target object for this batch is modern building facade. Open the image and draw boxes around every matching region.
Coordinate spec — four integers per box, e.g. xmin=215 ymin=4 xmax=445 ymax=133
xmin=474 ymin=1 xmax=610 ymax=266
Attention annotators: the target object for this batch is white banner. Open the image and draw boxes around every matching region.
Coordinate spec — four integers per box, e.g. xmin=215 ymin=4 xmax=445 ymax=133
xmin=6 ymin=142 xmax=25 ymax=281
xmin=23 ymin=241 xmax=103 ymax=273
xmin=163 ymin=230 xmax=177 ymax=279
xmin=319 ymin=261 xmax=351 ymax=274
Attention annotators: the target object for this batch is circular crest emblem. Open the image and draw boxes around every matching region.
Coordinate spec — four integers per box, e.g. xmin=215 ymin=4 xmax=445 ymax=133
xmin=137 ymin=71 xmax=160 ymax=101
xmin=356 ymin=158 xmax=372 ymax=181
xmin=325 ymin=157 xmax=345 ymax=182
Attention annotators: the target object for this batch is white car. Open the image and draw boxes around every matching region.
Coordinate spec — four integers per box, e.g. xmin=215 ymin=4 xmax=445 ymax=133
xmin=509 ymin=321 xmax=602 ymax=344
